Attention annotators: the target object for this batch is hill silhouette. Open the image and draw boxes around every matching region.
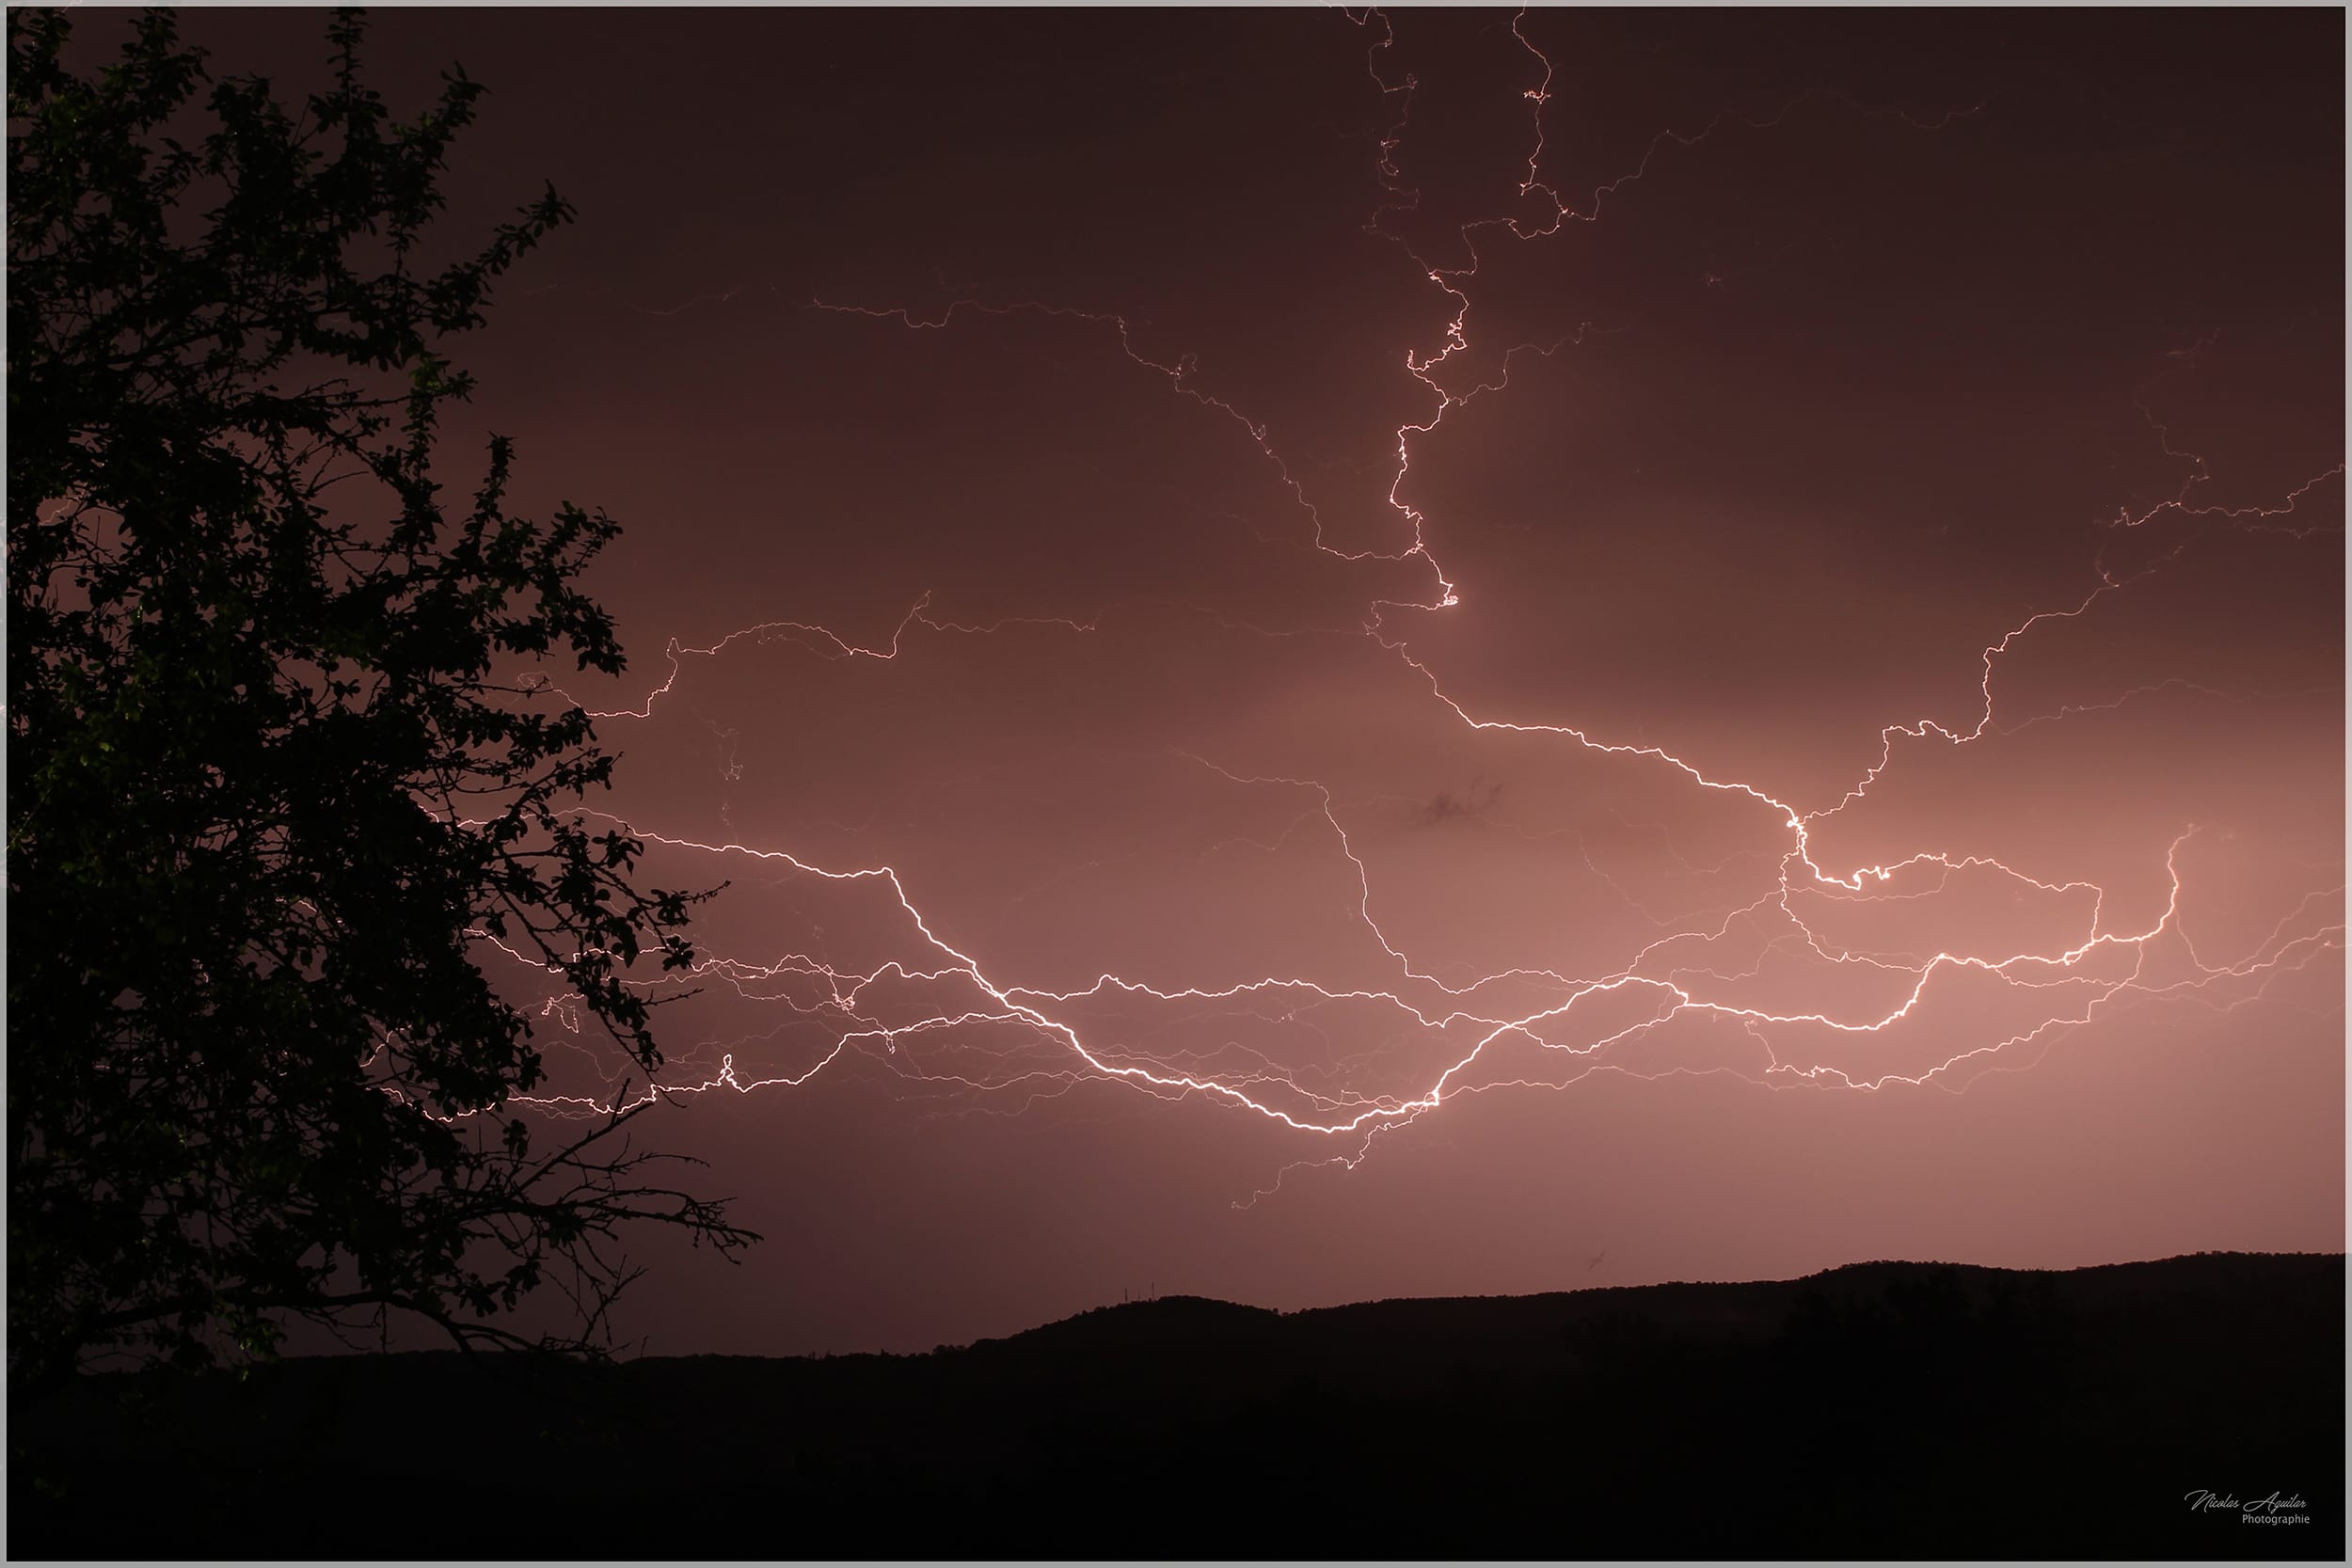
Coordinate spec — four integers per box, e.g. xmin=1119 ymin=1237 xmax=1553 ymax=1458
xmin=12 ymin=1253 xmax=2341 ymax=1559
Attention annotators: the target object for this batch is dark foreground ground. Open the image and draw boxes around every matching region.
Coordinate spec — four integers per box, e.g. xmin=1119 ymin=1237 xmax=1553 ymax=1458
xmin=11 ymin=1252 xmax=2344 ymax=1560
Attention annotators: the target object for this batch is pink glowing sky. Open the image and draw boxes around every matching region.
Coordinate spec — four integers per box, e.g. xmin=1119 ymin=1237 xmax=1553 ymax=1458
xmin=200 ymin=8 xmax=2344 ymax=1354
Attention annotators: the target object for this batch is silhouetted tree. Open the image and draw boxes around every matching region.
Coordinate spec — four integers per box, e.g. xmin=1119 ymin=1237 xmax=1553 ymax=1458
xmin=8 ymin=7 xmax=753 ymax=1385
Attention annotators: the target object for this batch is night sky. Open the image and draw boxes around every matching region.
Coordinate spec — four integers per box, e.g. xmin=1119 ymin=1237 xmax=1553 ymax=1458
xmin=187 ymin=8 xmax=2342 ymax=1357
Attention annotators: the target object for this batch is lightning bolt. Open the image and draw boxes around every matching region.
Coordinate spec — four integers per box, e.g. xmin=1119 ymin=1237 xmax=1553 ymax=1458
xmin=474 ymin=8 xmax=2342 ymax=1202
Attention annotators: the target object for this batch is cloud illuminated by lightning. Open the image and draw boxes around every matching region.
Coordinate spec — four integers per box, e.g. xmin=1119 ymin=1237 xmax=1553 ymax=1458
xmin=478 ymin=8 xmax=2343 ymax=1196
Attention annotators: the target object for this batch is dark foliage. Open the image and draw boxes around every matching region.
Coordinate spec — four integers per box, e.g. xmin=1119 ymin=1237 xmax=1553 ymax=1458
xmin=8 ymin=8 xmax=752 ymax=1385
xmin=10 ymin=1255 xmax=2342 ymax=1558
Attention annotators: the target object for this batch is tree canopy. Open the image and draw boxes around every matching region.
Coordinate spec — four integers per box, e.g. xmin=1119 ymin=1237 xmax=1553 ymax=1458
xmin=8 ymin=7 xmax=752 ymax=1384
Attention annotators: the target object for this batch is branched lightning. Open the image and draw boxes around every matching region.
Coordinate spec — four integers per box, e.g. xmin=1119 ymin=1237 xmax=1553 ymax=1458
xmin=479 ymin=9 xmax=2343 ymax=1196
